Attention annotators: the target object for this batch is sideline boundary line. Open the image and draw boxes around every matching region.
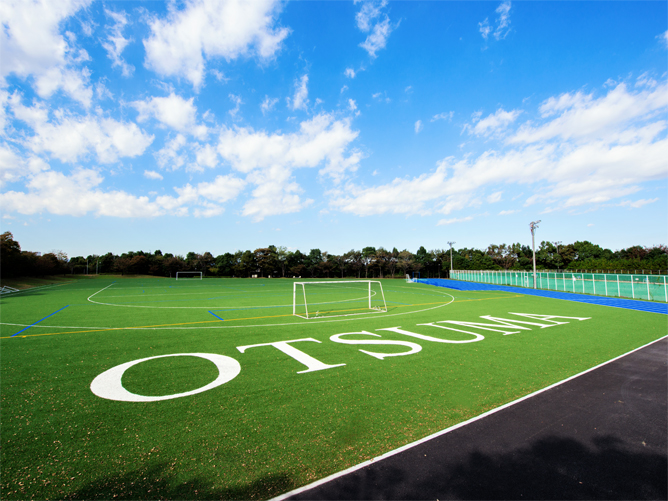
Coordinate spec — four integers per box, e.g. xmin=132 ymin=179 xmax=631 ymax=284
xmin=270 ymin=334 xmax=668 ymax=501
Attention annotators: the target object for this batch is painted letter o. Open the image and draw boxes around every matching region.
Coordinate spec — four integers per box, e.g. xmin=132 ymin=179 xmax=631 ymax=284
xmin=90 ymin=353 xmax=241 ymax=402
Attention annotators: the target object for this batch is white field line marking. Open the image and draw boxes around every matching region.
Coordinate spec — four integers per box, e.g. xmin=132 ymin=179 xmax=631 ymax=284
xmin=270 ymin=334 xmax=668 ymax=501
xmin=86 ymin=288 xmax=450 ymax=310
xmin=1 ymin=282 xmax=71 ymax=295
xmin=87 ymin=282 xmax=116 ymax=302
xmin=4 ymin=293 xmax=456 ymax=331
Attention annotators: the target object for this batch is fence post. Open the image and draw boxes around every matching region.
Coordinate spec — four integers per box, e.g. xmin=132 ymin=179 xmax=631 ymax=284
xmin=593 ymin=274 xmax=596 ymax=295
xmin=604 ymin=274 xmax=608 ymax=297
xmin=664 ymin=275 xmax=667 ymax=303
xmin=632 ymin=276 xmax=635 ymax=299
xmin=647 ymin=276 xmax=650 ymax=301
xmin=617 ymin=275 xmax=620 ymax=297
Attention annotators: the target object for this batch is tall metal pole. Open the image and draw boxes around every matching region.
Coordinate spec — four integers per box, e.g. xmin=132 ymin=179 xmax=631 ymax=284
xmin=447 ymin=241 xmax=456 ymax=277
xmin=530 ymin=220 xmax=541 ymax=288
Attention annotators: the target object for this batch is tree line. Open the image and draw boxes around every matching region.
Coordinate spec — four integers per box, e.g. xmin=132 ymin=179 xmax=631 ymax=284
xmin=1 ymin=232 xmax=666 ymax=280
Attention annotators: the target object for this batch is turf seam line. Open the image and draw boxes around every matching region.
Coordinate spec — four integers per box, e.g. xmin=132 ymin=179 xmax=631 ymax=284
xmin=11 ymin=305 xmax=70 ymax=337
xmin=270 ymin=334 xmax=668 ymax=501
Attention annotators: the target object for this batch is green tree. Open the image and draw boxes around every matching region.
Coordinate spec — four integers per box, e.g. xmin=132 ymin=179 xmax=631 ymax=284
xmin=306 ymin=249 xmax=323 ymax=278
xmin=361 ymin=246 xmax=376 ymax=278
xmin=254 ymin=248 xmax=278 ymax=277
xmin=1 ymin=232 xmax=22 ymax=277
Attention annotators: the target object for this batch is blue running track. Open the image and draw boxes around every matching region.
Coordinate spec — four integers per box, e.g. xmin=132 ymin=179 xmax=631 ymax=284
xmin=417 ymin=278 xmax=668 ymax=315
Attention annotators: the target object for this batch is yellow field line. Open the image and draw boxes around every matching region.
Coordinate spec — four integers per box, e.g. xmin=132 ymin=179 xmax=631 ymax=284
xmin=2 ymin=295 xmax=522 ymax=339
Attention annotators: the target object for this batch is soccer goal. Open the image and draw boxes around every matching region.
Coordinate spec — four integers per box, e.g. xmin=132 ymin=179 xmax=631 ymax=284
xmin=293 ymin=280 xmax=388 ymax=319
xmin=176 ymin=271 xmax=203 ymax=280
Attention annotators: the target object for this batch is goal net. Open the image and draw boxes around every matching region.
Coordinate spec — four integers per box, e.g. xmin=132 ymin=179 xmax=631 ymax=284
xmin=293 ymin=280 xmax=388 ymax=319
xmin=176 ymin=271 xmax=203 ymax=280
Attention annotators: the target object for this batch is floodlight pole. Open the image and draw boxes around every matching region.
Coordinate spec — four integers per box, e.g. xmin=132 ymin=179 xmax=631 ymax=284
xmin=530 ymin=220 xmax=541 ymax=288
xmin=447 ymin=241 xmax=456 ymax=276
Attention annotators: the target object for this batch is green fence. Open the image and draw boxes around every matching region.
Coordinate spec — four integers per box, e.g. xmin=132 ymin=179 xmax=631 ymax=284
xmin=451 ymin=270 xmax=668 ymax=303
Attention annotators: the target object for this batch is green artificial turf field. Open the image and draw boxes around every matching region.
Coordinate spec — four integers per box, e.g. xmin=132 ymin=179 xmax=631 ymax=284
xmin=1 ymin=277 xmax=666 ymax=499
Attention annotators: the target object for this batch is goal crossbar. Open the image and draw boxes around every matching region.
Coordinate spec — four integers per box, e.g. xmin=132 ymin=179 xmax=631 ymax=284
xmin=293 ymin=280 xmax=387 ymax=319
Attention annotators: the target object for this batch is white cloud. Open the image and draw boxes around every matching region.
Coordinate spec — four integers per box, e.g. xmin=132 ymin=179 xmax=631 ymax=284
xmin=1 ymin=168 xmax=246 ymax=218
xmin=144 ymin=170 xmax=163 ymax=180
xmin=10 ymin=98 xmax=154 ymax=164
xmin=468 ymin=108 xmax=522 ymax=136
xmin=288 ymin=74 xmax=309 ymax=111
xmin=414 ymin=120 xmax=423 ymax=134
xmin=156 ymin=134 xmax=187 ymax=170
xmin=498 ymin=209 xmax=519 ymax=215
xmin=132 ymin=93 xmax=198 ymax=132
xmin=494 ymin=1 xmax=512 ymax=40
xmin=511 ymin=82 xmax=668 ymax=144
xmin=193 ymin=143 xmax=219 ymax=170
xmin=192 ymin=174 xmax=246 ymax=203
xmin=432 ymin=112 xmax=454 ymax=122
xmin=216 ymin=113 xmax=360 ymax=220
xmin=1 ymin=169 xmax=165 ymax=217
xmin=218 ymin=113 xmax=360 ymax=178
xmin=344 ymin=68 xmax=356 ymax=79
xmin=487 ymin=191 xmax=503 ymax=203
xmin=437 ymin=216 xmax=474 ymax=226
xmin=102 ymin=9 xmax=134 ymax=77
xmin=261 ymin=95 xmax=278 ymax=114
xmin=241 ymin=165 xmax=312 ymax=221
xmin=0 ymin=144 xmax=49 ymax=187
xmin=360 ymin=17 xmax=393 ymax=58
xmin=329 ymin=79 xmax=668 ymax=218
xmin=355 ymin=0 xmax=386 ymax=31
xmin=538 ymin=90 xmax=592 ymax=117
xmin=619 ymin=198 xmax=659 ymax=209
xmin=143 ymin=0 xmax=290 ymax=88
xmin=479 ymin=1 xmax=512 ymax=42
xmin=355 ymin=0 xmax=395 ymax=58
xmin=211 ymin=69 xmax=229 ymax=82
xmin=348 ymin=99 xmax=359 ymax=114
xmin=660 ymin=30 xmax=668 ymax=48
xmin=228 ymin=93 xmax=243 ymax=118
xmin=0 ymin=0 xmax=94 ymax=107
xmin=478 ymin=19 xmax=491 ymax=40
xmin=636 ymin=72 xmax=658 ymax=89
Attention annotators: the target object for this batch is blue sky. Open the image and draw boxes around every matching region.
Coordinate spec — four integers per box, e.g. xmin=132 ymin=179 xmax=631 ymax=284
xmin=1 ymin=0 xmax=667 ymax=258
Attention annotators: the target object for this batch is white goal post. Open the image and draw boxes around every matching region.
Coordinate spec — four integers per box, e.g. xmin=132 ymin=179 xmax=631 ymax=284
xmin=293 ymin=280 xmax=388 ymax=319
xmin=176 ymin=271 xmax=203 ymax=280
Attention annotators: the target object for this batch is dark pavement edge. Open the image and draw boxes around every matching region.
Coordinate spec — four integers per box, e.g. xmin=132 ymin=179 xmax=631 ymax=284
xmin=280 ymin=336 xmax=667 ymax=500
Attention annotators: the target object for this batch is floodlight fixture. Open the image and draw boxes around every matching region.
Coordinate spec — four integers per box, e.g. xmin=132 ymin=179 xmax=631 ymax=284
xmin=447 ymin=241 xmax=456 ymax=272
xmin=530 ymin=220 xmax=541 ymax=288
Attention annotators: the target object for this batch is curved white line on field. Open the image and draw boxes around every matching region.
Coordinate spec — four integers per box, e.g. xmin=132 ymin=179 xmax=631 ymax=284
xmin=6 ymin=292 xmax=456 ymax=332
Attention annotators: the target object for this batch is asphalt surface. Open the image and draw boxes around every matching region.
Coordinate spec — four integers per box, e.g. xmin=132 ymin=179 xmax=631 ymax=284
xmin=287 ymin=337 xmax=667 ymax=500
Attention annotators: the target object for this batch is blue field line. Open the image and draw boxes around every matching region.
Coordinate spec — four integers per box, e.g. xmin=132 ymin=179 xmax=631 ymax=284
xmin=12 ymin=305 xmax=70 ymax=337
xmin=208 ymin=311 xmax=225 ymax=321
xmin=417 ymin=279 xmax=668 ymax=315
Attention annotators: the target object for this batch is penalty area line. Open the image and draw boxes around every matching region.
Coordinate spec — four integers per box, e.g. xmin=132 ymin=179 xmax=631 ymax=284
xmin=270 ymin=334 xmax=668 ymax=501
